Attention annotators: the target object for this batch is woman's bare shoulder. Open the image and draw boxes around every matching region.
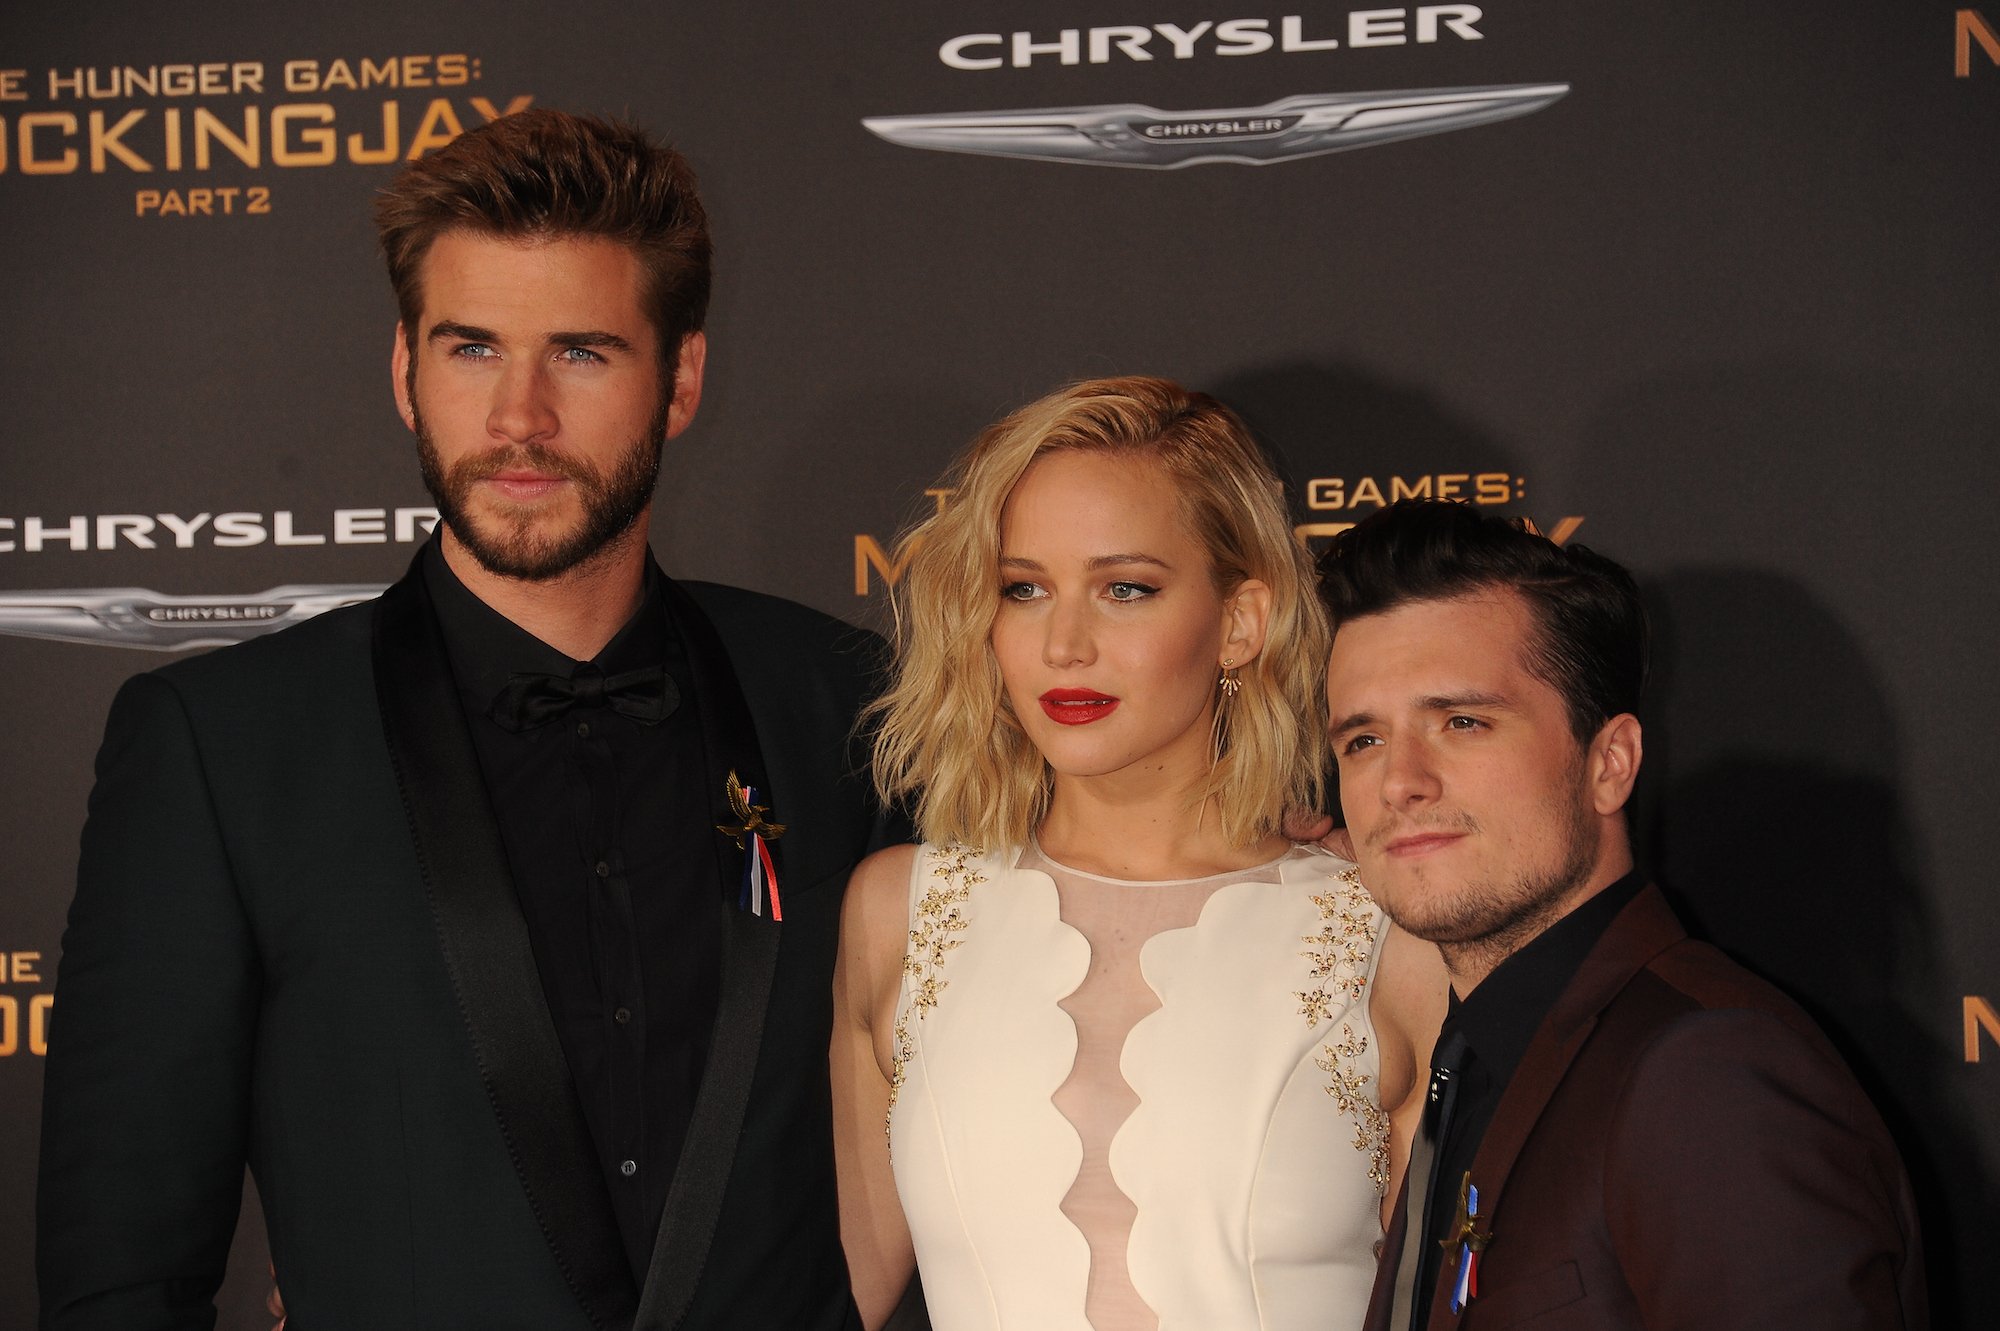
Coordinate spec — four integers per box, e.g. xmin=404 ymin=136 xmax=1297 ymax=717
xmin=841 ymin=843 xmax=920 ymax=958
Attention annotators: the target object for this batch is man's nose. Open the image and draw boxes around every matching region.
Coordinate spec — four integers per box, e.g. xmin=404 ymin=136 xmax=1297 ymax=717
xmin=1380 ymin=739 xmax=1442 ymax=807
xmin=488 ymin=364 xmax=558 ymax=443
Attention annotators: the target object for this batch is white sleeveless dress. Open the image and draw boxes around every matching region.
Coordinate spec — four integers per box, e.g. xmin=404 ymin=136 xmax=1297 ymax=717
xmin=887 ymin=842 xmax=1389 ymax=1331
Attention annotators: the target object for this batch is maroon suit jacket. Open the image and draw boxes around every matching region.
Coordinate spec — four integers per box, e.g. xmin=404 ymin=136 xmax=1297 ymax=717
xmin=1364 ymin=885 xmax=1926 ymax=1331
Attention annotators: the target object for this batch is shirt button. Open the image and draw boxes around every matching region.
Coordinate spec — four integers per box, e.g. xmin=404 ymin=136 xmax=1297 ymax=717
xmin=575 ymin=720 xmax=591 ymax=738
xmin=620 ymin=1159 xmax=638 ymax=1177
xmin=594 ymin=861 xmax=611 ymax=878
xmin=614 ymin=1006 xmax=632 ymax=1025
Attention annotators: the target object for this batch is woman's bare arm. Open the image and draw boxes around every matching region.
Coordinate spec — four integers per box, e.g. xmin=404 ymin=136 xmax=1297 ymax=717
xmin=831 ymin=843 xmax=920 ymax=1329
xmin=1366 ymin=920 xmax=1451 ymax=1232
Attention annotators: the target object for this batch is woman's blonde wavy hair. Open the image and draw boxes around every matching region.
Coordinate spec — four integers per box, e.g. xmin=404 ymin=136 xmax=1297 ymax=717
xmin=868 ymin=376 xmax=1330 ymax=850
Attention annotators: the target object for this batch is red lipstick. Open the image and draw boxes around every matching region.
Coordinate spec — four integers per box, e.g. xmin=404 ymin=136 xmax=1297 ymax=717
xmin=1039 ymin=689 xmax=1118 ymax=725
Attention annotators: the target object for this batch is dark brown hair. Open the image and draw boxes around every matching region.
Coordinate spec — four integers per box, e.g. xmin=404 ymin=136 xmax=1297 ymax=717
xmin=374 ymin=108 xmax=710 ymax=377
xmin=1318 ymin=500 xmax=1648 ymax=743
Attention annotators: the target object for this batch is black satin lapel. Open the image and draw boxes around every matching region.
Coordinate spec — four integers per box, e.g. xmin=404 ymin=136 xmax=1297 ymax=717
xmin=636 ymin=578 xmax=785 ymax=1327
xmin=372 ymin=570 xmax=639 ymax=1329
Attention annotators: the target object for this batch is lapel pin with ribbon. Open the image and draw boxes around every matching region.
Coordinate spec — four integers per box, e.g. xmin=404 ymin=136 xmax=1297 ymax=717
xmin=1441 ymin=1170 xmax=1493 ymax=1313
xmin=716 ymin=770 xmax=785 ymax=920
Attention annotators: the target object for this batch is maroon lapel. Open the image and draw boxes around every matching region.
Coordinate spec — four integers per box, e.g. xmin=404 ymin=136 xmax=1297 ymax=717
xmin=1364 ymin=1173 xmax=1412 ymax=1331
xmin=1422 ymin=885 xmax=1685 ymax=1330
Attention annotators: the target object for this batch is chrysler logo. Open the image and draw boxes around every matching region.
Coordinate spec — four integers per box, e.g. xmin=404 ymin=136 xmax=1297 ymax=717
xmin=864 ymin=83 xmax=1569 ymax=168
xmin=0 ymin=586 xmax=383 ymax=651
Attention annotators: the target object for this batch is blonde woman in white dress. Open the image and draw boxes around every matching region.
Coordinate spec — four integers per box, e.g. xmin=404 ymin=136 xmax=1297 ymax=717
xmin=833 ymin=377 xmax=1446 ymax=1331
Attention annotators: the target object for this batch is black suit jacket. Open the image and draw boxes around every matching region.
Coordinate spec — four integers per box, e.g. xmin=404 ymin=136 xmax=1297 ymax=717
xmin=1365 ymin=885 xmax=1926 ymax=1331
xmin=38 ymin=559 xmax=895 ymax=1330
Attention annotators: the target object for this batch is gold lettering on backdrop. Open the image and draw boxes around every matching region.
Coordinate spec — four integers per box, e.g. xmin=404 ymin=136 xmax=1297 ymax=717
xmin=470 ymin=94 xmax=534 ymax=123
xmin=0 ymin=995 xmax=52 ymax=1058
xmin=1305 ymin=472 xmax=1519 ymax=511
xmin=404 ymin=98 xmax=465 ymax=158
xmin=134 ymin=185 xmax=271 ymax=217
xmin=0 ymin=950 xmax=51 ymax=1057
xmin=89 ymin=109 xmax=149 ymax=171
xmin=1958 ymin=10 xmax=2000 ymax=76
xmin=852 ymin=490 xmax=955 ymax=594
xmin=1520 ymin=516 xmax=1585 ymax=545
xmin=19 ymin=111 xmax=79 ymax=173
xmin=855 ymin=534 xmax=920 ymax=595
xmin=1966 ymin=996 xmax=2000 ymax=1061
xmin=2 ymin=49 xmax=529 ymax=204
xmin=348 ymin=101 xmax=400 ymax=164
xmin=1294 ymin=514 xmax=1582 ymax=550
xmin=193 ymin=105 xmax=258 ymax=168
xmin=271 ymin=103 xmax=336 ymax=166
xmin=857 ymin=481 xmax=1579 ymax=594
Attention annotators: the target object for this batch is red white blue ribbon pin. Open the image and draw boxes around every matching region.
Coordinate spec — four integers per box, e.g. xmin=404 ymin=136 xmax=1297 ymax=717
xmin=717 ymin=770 xmax=785 ymax=920
xmin=1444 ymin=1171 xmax=1491 ymax=1313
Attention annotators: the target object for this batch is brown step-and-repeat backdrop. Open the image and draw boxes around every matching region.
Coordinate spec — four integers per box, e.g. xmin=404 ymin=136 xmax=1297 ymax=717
xmin=2 ymin=3 xmax=1994 ymax=1325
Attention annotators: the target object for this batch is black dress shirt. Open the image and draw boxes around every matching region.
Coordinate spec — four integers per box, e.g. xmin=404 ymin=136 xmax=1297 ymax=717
xmin=1411 ymin=870 xmax=1646 ymax=1329
xmin=423 ymin=543 xmax=721 ymax=1278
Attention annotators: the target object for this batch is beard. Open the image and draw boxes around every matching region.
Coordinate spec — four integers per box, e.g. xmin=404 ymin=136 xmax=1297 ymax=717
xmin=1368 ymin=761 xmax=1601 ymax=966
xmin=413 ymin=396 xmax=668 ymax=582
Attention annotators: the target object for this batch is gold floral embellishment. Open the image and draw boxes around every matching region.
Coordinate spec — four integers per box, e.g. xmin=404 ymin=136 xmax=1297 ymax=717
xmin=1298 ymin=866 xmax=1376 ymax=1025
xmin=1300 ymin=864 xmax=1390 ymax=1193
xmin=886 ymin=843 xmax=982 ymax=1146
xmin=1318 ymin=1023 xmax=1392 ymax=1194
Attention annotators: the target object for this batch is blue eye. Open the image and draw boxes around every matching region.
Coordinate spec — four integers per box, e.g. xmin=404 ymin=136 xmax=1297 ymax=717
xmin=1000 ymin=582 xmax=1046 ymax=602
xmin=449 ymin=343 xmax=497 ymax=359
xmin=1106 ymin=582 xmax=1158 ymax=602
xmin=558 ymin=346 xmax=605 ymax=364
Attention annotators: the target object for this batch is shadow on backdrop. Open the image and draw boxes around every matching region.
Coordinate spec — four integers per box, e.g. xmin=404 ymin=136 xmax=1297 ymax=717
xmin=1642 ymin=567 xmax=1977 ymax=1327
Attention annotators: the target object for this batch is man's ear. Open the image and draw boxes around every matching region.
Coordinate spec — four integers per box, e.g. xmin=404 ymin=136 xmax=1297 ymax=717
xmin=1588 ymin=713 xmax=1643 ymax=816
xmin=1221 ymin=579 xmax=1272 ymax=669
xmin=390 ymin=323 xmax=416 ymax=433
xmin=664 ymin=331 xmax=707 ymax=440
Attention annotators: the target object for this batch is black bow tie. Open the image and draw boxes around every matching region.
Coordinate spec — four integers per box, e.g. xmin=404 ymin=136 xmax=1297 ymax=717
xmin=488 ymin=664 xmax=679 ymax=732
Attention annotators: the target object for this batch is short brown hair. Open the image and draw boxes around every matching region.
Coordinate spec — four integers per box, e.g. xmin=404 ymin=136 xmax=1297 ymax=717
xmin=374 ymin=108 xmax=710 ymax=377
xmin=1318 ymin=500 xmax=1648 ymax=743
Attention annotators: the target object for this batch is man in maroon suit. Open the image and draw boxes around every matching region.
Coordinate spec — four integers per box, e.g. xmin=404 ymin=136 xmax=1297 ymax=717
xmin=1320 ymin=500 xmax=1925 ymax=1330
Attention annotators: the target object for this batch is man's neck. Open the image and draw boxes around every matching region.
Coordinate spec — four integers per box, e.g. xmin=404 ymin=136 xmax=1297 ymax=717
xmin=1442 ymin=845 xmax=1636 ymax=998
xmin=439 ymin=526 xmax=648 ymax=662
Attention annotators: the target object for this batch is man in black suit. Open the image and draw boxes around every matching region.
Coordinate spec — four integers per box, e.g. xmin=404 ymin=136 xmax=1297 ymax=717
xmin=1320 ymin=501 xmax=1925 ymax=1329
xmin=38 ymin=109 xmax=893 ymax=1330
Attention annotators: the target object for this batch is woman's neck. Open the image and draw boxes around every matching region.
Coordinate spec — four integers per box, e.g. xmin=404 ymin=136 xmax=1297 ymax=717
xmin=1034 ymin=772 xmax=1289 ymax=881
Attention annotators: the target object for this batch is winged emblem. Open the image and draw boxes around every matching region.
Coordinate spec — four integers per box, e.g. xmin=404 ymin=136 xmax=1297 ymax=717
xmin=0 ymin=585 xmax=385 ymax=651
xmin=864 ymin=83 xmax=1570 ymax=169
xmin=716 ymin=769 xmax=787 ymax=848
